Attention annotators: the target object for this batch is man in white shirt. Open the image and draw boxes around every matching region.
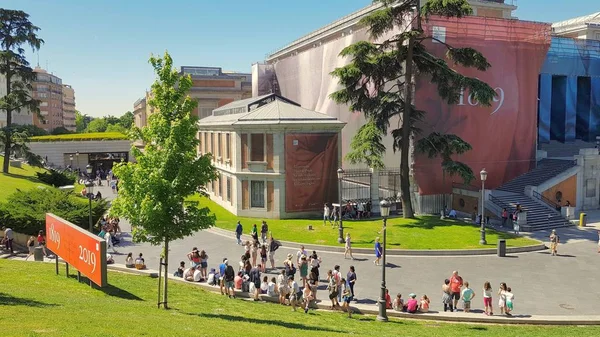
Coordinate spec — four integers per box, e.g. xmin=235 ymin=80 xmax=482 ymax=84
xmin=2 ymin=226 xmax=14 ymax=254
xmin=297 ymin=245 xmax=308 ymax=265
xmin=323 ymin=204 xmax=331 ymax=226
xmin=357 ymin=203 xmax=364 ymax=220
xmin=288 ymin=276 xmax=301 ymax=311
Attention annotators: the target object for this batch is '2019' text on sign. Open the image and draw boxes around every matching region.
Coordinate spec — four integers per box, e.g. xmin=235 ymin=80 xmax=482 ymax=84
xmin=46 ymin=213 xmax=107 ymax=287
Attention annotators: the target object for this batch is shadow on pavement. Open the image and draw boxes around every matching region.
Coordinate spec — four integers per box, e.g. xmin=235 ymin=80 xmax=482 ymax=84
xmin=526 ymin=226 xmax=599 ymax=245
xmin=355 ymin=298 xmax=377 ymax=305
xmin=0 ymin=292 xmax=59 ymax=307
xmin=188 ymin=312 xmax=346 ymax=333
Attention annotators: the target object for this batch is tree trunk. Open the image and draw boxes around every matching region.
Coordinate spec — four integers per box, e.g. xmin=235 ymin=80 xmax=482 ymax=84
xmin=162 ymin=238 xmax=169 ymax=309
xmin=400 ymin=36 xmax=416 ymax=219
xmin=2 ymin=70 xmax=12 ymax=174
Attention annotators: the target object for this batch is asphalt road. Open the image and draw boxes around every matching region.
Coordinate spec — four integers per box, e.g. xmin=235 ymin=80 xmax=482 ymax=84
xmin=100 ymin=186 xmax=600 ymax=316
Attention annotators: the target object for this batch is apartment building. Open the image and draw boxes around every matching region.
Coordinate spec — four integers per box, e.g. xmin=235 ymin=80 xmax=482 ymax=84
xmin=62 ymin=84 xmax=76 ymax=131
xmin=32 ymin=67 xmax=64 ymax=132
xmin=133 ymin=93 xmax=149 ymax=129
xmin=0 ymin=73 xmax=34 ymax=127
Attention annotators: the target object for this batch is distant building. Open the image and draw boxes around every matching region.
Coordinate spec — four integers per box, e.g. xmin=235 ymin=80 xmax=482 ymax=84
xmin=32 ymin=67 xmax=64 ymax=132
xmin=197 ymin=94 xmax=345 ymax=219
xmin=552 ymin=12 xmax=600 ymax=40
xmin=0 ymin=73 xmax=34 ymax=127
xmin=62 ymin=84 xmax=76 ymax=131
xmin=133 ymin=66 xmax=252 ymax=129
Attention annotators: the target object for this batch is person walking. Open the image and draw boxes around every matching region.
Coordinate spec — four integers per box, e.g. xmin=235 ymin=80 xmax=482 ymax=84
xmin=260 ymin=221 xmax=268 ymax=244
xmin=2 ymin=226 xmax=14 ymax=254
xmin=299 ymin=255 xmax=309 ymax=289
xmin=501 ymin=208 xmax=508 ymax=227
xmin=224 ymin=260 xmax=236 ymax=298
xmin=323 ymin=203 xmax=331 ymax=226
xmin=235 ymin=221 xmax=243 ymax=245
xmin=250 ymin=224 xmax=259 ymax=243
xmin=268 ymin=235 xmax=281 ymax=269
xmin=24 ymin=236 xmax=36 ymax=260
xmin=374 ymin=237 xmax=382 ymax=266
xmin=344 ymin=233 xmax=354 ymax=260
xmin=346 ymin=266 xmax=357 ymax=300
xmin=550 ymin=229 xmax=560 ymax=256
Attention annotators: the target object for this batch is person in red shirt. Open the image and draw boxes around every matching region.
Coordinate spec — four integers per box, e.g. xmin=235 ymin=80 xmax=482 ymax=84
xmin=450 ymin=270 xmax=463 ymax=311
xmin=385 ymin=289 xmax=392 ymax=309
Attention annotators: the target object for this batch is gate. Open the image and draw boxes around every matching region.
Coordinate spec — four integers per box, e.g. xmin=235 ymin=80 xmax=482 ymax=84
xmin=340 ymin=169 xmax=371 ymax=204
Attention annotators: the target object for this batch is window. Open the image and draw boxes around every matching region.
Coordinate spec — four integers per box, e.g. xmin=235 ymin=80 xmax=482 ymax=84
xmin=596 ymin=32 xmax=600 ymax=40
xmin=226 ymin=177 xmax=232 ymax=202
xmin=250 ymin=134 xmax=264 ymax=162
xmin=217 ymin=133 xmax=222 ymax=158
xmin=250 ymin=180 xmax=265 ymax=208
xmin=218 ymin=173 xmax=223 ymax=197
xmin=226 ymin=133 xmax=231 ymax=160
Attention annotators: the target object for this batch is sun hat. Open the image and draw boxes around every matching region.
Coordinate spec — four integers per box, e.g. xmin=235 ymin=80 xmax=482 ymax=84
xmin=409 ymin=293 xmax=416 ymax=298
xmin=287 ymin=253 xmax=293 ymax=259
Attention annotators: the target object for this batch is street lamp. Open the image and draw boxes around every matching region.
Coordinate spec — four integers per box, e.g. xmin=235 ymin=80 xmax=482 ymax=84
xmin=85 ymin=164 xmax=95 ymax=232
xmin=75 ymin=151 xmax=79 ymax=172
xmin=337 ymin=168 xmax=345 ymax=244
xmin=479 ymin=168 xmax=488 ymax=245
xmin=377 ymin=199 xmax=390 ymax=322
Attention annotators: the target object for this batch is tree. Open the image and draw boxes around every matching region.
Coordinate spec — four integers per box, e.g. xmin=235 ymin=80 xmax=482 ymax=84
xmin=0 ymin=127 xmax=43 ymax=167
xmin=0 ymin=9 xmax=43 ymax=173
xmin=85 ymin=118 xmax=108 ymax=133
xmin=330 ymin=0 xmax=496 ymax=218
xmin=75 ymin=110 xmax=90 ymax=132
xmin=110 ymin=51 xmax=217 ymax=309
xmin=50 ymin=126 xmax=71 ymax=135
xmin=105 ymin=123 xmax=127 ymax=134
xmin=118 ymin=111 xmax=134 ymax=129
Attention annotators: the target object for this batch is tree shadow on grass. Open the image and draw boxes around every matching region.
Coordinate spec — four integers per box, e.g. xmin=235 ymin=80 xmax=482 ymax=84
xmin=0 ymin=292 xmax=59 ymax=307
xmin=3 ymin=172 xmax=43 ymax=184
xmin=187 ymin=312 xmax=346 ymax=333
xmin=66 ymin=274 xmax=144 ymax=301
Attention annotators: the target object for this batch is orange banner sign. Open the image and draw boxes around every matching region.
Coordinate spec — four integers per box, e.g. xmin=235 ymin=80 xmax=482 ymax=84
xmin=46 ymin=213 xmax=107 ymax=287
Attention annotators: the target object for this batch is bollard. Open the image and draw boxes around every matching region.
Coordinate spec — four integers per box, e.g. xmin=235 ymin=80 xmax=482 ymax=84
xmin=579 ymin=213 xmax=587 ymax=227
xmin=497 ymin=239 xmax=506 ymax=257
xmin=33 ymin=247 xmax=44 ymax=261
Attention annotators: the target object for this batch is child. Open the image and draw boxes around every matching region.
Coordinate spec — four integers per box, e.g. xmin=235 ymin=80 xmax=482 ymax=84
xmin=483 ymin=281 xmax=493 ymax=316
xmin=498 ymin=282 xmax=508 ymax=315
xmin=505 ymin=287 xmax=514 ymax=316
xmin=419 ymin=295 xmax=430 ymax=313
xmin=550 ymin=229 xmax=560 ymax=256
xmin=461 ymin=281 xmax=475 ymax=313
xmin=341 ymin=277 xmax=352 ymax=318
xmin=303 ymin=284 xmax=314 ymax=314
xmin=392 ymin=293 xmax=404 ymax=312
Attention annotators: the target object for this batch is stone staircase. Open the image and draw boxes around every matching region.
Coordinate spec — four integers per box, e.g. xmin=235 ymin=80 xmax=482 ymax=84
xmin=496 ymin=159 xmax=577 ymax=194
xmin=489 ymin=192 xmax=570 ymax=231
xmin=489 ymin=158 xmax=576 ymax=231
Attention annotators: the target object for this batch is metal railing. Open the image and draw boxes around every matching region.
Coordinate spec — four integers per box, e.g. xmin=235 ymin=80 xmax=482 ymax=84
xmin=489 ymin=195 xmax=513 ymax=213
xmin=532 ymin=190 xmax=561 ymax=210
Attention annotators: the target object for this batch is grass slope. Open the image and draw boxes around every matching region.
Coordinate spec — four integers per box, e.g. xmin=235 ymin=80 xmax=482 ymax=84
xmin=29 ymin=132 xmax=127 ymax=142
xmin=0 ymin=157 xmax=46 ymax=201
xmin=0 ymin=259 xmax=596 ymax=337
xmin=190 ymin=195 xmax=539 ymax=250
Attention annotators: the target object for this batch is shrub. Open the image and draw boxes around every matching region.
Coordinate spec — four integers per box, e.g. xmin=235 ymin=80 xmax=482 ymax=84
xmin=0 ymin=187 xmax=109 ymax=235
xmin=36 ymin=169 xmax=77 ymax=187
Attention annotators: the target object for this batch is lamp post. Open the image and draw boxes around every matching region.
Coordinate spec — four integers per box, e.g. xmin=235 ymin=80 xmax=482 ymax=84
xmin=337 ymin=168 xmax=345 ymax=244
xmin=377 ymin=199 xmax=390 ymax=322
xmin=85 ymin=164 xmax=95 ymax=233
xmin=75 ymin=151 xmax=79 ymax=172
xmin=479 ymin=168 xmax=488 ymax=245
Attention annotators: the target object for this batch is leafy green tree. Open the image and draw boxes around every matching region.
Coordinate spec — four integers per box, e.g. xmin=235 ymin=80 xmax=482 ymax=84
xmin=0 ymin=128 xmax=43 ymax=167
xmin=118 ymin=111 xmax=134 ymax=129
xmin=330 ymin=0 xmax=495 ymax=218
xmin=14 ymin=124 xmax=48 ymax=136
xmin=50 ymin=126 xmax=71 ymax=135
xmin=85 ymin=118 xmax=108 ymax=133
xmin=105 ymin=123 xmax=127 ymax=134
xmin=111 ymin=52 xmax=217 ymax=309
xmin=74 ymin=110 xmax=90 ymax=132
xmin=0 ymin=9 xmax=43 ymax=173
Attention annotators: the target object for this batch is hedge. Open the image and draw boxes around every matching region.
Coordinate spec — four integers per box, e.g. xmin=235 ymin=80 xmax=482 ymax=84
xmin=29 ymin=132 xmax=128 ymax=142
xmin=0 ymin=187 xmax=109 ymax=236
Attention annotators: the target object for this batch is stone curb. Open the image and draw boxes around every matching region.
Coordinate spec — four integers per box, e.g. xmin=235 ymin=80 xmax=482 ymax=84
xmin=106 ymin=263 xmax=600 ymax=325
xmin=206 ymin=227 xmax=547 ymax=256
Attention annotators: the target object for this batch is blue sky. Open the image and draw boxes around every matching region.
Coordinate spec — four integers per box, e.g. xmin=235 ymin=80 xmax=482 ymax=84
xmin=3 ymin=0 xmax=599 ymax=118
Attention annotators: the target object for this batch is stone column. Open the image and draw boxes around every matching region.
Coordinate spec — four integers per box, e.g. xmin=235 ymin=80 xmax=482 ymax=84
xmin=370 ymin=167 xmax=380 ymax=215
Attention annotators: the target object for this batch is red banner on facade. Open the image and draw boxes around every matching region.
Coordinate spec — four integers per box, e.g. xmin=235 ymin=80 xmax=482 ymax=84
xmin=285 ymin=133 xmax=339 ymax=212
xmin=414 ymin=16 xmax=551 ymax=194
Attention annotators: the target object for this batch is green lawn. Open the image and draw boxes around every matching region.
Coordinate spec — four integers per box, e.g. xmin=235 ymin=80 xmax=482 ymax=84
xmin=0 ymin=157 xmax=47 ymax=201
xmin=29 ymin=132 xmax=127 ymax=142
xmin=190 ymin=196 xmax=539 ymax=250
xmin=0 ymin=259 xmax=595 ymax=337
